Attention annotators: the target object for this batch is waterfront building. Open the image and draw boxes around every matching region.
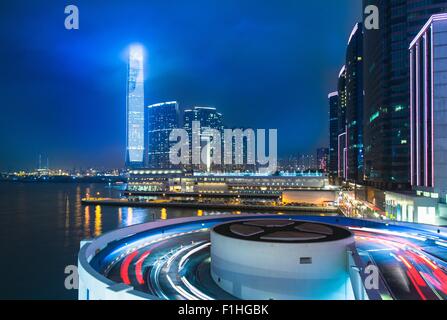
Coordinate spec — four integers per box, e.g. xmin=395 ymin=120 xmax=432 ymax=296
xmin=126 ymin=45 xmax=145 ymax=168
xmin=145 ymin=101 xmax=180 ymax=169
xmin=337 ymin=66 xmax=348 ymax=181
xmin=362 ymin=0 xmax=447 ymax=189
xmin=184 ymin=106 xmax=224 ymax=136
xmin=184 ymin=106 xmax=224 ymax=172
xmin=337 ymin=66 xmax=347 ymax=139
xmin=222 ymin=126 xmax=257 ymax=173
xmin=278 ymin=156 xmax=301 ymax=172
xmin=328 ymin=92 xmax=339 ymax=177
xmin=317 ymin=148 xmax=329 ymax=172
xmin=338 ymin=132 xmax=347 ymax=180
xmin=384 ymin=14 xmax=447 ymax=225
xmin=345 ymin=23 xmax=364 ymax=183
xmin=297 ymin=154 xmax=316 ymax=171
xmin=127 ymin=170 xmax=329 ymax=195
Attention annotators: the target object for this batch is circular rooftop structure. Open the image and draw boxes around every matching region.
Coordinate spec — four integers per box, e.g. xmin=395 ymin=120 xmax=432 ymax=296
xmin=210 ymin=219 xmax=355 ymax=300
xmin=213 ymin=219 xmax=352 ymax=243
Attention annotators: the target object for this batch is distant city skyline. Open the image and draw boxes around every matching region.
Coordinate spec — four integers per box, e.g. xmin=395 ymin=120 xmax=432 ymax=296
xmin=0 ymin=0 xmax=361 ymax=171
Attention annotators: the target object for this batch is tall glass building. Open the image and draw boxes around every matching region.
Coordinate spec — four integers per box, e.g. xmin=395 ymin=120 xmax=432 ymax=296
xmin=328 ymin=92 xmax=339 ymax=177
xmin=338 ymin=132 xmax=347 ymax=180
xmin=410 ymin=14 xmax=447 ymax=199
xmin=126 ymin=45 xmax=145 ymax=168
xmin=184 ymin=107 xmax=224 ymax=171
xmin=337 ymin=66 xmax=347 ymax=136
xmin=317 ymin=148 xmax=329 ymax=172
xmin=346 ymin=23 xmax=364 ymax=183
xmin=382 ymin=14 xmax=447 ymax=225
xmin=337 ymin=66 xmax=347 ymax=180
xmin=184 ymin=106 xmax=224 ymax=134
xmin=363 ymin=0 xmax=447 ymax=189
xmin=145 ymin=101 xmax=180 ymax=169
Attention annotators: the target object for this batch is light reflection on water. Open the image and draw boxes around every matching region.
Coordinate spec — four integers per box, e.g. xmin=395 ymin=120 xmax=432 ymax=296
xmin=94 ymin=205 xmax=102 ymax=237
xmin=84 ymin=206 xmax=90 ymax=238
xmin=161 ymin=208 xmax=167 ymax=220
xmin=118 ymin=207 xmax=122 ymax=225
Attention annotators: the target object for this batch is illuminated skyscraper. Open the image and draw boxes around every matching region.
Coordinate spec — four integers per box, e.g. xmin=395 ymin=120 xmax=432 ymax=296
xmin=184 ymin=106 xmax=224 ymax=172
xmin=328 ymin=92 xmax=339 ymax=177
xmin=338 ymin=132 xmax=347 ymax=180
xmin=126 ymin=45 xmax=145 ymax=168
xmin=184 ymin=106 xmax=224 ymax=136
xmin=145 ymin=101 xmax=180 ymax=169
xmin=337 ymin=65 xmax=347 ymax=136
xmin=346 ymin=23 xmax=364 ymax=183
xmin=363 ymin=0 xmax=447 ymax=189
xmin=337 ymin=66 xmax=347 ymax=180
xmin=410 ymin=14 xmax=447 ymax=197
xmin=317 ymin=148 xmax=329 ymax=172
xmin=384 ymin=14 xmax=447 ymax=225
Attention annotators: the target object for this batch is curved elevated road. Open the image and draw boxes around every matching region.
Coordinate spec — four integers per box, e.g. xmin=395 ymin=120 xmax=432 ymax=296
xmin=90 ymin=215 xmax=447 ymax=300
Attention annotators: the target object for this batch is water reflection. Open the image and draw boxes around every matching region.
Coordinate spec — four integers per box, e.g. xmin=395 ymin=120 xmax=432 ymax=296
xmin=127 ymin=207 xmax=133 ymax=225
xmin=161 ymin=208 xmax=167 ymax=220
xmin=94 ymin=205 xmax=102 ymax=237
xmin=84 ymin=206 xmax=90 ymax=238
xmin=75 ymin=185 xmax=82 ymax=229
xmin=119 ymin=207 xmax=150 ymax=227
xmin=64 ymin=195 xmax=70 ymax=246
xmin=64 ymin=196 xmax=70 ymax=230
xmin=118 ymin=208 xmax=122 ymax=226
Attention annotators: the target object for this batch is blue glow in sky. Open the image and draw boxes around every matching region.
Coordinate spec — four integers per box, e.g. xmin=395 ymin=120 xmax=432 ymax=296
xmin=0 ymin=0 xmax=361 ymax=170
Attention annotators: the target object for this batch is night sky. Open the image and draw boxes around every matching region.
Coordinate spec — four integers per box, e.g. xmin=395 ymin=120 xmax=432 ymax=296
xmin=0 ymin=0 xmax=361 ymax=171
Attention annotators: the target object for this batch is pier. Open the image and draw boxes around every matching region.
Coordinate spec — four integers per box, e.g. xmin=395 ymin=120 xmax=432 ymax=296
xmin=81 ymin=198 xmax=341 ymax=214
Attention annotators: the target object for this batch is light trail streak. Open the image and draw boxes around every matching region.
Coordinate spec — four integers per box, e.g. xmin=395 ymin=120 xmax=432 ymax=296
xmin=120 ymin=251 xmax=139 ymax=285
xmin=181 ymin=276 xmax=214 ymax=300
xmin=99 ymin=218 xmax=447 ymax=301
xmin=167 ymin=275 xmax=198 ymax=300
xmin=350 ymin=227 xmax=427 ymax=242
xmin=178 ymin=242 xmax=211 ymax=272
xmin=135 ymin=250 xmax=152 ymax=285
